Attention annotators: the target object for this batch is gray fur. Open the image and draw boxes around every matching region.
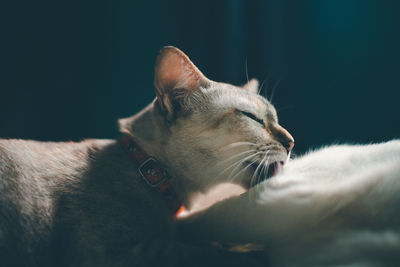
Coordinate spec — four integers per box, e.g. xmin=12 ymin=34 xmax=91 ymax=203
xmin=0 ymin=47 xmax=295 ymax=266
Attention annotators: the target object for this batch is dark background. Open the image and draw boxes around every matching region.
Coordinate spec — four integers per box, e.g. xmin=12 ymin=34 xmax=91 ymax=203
xmin=2 ymin=0 xmax=399 ymax=154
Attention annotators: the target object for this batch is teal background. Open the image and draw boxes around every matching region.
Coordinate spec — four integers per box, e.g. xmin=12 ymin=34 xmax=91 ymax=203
xmin=2 ymin=0 xmax=399 ymax=153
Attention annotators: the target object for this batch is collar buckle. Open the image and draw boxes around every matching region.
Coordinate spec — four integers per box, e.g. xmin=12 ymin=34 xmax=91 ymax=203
xmin=138 ymin=157 xmax=168 ymax=187
xmin=119 ymin=134 xmax=184 ymax=215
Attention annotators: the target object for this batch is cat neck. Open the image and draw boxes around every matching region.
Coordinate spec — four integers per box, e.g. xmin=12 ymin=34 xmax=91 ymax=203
xmin=119 ymin=100 xmax=199 ymax=208
xmin=119 ymin=100 xmax=169 ymax=157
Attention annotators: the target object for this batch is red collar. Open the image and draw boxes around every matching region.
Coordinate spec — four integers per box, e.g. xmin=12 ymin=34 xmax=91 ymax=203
xmin=119 ymin=135 xmax=184 ymax=216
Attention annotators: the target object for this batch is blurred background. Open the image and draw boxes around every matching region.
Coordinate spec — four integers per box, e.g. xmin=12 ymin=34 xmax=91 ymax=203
xmin=1 ymin=0 xmax=399 ymax=154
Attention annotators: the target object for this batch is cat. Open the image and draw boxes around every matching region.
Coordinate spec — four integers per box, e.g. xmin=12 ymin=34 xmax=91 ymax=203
xmin=179 ymin=140 xmax=400 ymax=266
xmin=0 ymin=46 xmax=293 ymax=266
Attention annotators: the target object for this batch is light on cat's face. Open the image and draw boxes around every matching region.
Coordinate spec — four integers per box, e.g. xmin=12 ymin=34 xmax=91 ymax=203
xmin=154 ymin=46 xmax=294 ymax=190
xmin=179 ymin=83 xmax=294 ymax=189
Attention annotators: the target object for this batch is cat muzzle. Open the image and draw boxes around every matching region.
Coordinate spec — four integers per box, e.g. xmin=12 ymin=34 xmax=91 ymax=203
xmin=246 ymin=160 xmax=284 ymax=188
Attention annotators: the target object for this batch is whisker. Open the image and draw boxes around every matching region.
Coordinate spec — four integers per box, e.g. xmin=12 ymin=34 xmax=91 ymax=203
xmin=258 ymin=70 xmax=270 ymax=96
xmin=260 ymin=76 xmax=270 ymax=97
xmin=256 ymin=156 xmax=270 ymax=195
xmin=227 ymin=152 xmax=263 ymax=180
xmin=259 ymin=154 xmax=270 ymax=181
xmin=216 ymin=151 xmax=260 ymax=179
xmin=228 ymin=155 xmax=261 ymax=182
xmin=248 ymin=157 xmax=267 ymax=202
xmin=268 ymin=77 xmax=282 ymax=103
xmin=245 ymin=57 xmax=249 ymax=83
xmin=216 ymin=149 xmax=256 ymax=166
xmin=258 ymin=79 xmax=265 ymax=95
xmin=220 ymin=141 xmax=256 ymax=151
xmin=249 ymin=158 xmax=265 ymax=188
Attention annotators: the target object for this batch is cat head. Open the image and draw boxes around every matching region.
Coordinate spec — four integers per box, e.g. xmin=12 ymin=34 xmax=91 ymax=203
xmin=121 ymin=46 xmax=294 ymax=196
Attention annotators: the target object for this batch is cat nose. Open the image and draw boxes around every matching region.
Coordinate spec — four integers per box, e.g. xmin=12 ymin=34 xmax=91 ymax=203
xmin=269 ymin=123 xmax=295 ymax=152
xmin=283 ymin=139 xmax=294 ymax=152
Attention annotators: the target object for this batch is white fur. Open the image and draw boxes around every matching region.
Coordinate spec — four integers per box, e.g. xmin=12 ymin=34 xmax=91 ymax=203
xmin=254 ymin=140 xmax=400 ymax=266
xmin=186 ymin=141 xmax=400 ymax=266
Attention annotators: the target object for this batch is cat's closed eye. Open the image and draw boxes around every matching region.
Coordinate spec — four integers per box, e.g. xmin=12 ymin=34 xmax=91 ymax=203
xmin=239 ymin=110 xmax=265 ymax=127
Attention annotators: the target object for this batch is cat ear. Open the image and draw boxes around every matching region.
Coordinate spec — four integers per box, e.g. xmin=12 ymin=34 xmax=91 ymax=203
xmin=154 ymin=46 xmax=211 ymax=115
xmin=242 ymin=79 xmax=259 ymax=94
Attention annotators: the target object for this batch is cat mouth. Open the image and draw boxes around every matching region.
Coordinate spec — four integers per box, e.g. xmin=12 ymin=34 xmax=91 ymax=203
xmin=246 ymin=161 xmax=284 ymax=188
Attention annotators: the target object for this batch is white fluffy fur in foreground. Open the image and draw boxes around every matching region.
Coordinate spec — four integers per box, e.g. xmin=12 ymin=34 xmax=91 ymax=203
xmin=182 ymin=140 xmax=400 ymax=266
